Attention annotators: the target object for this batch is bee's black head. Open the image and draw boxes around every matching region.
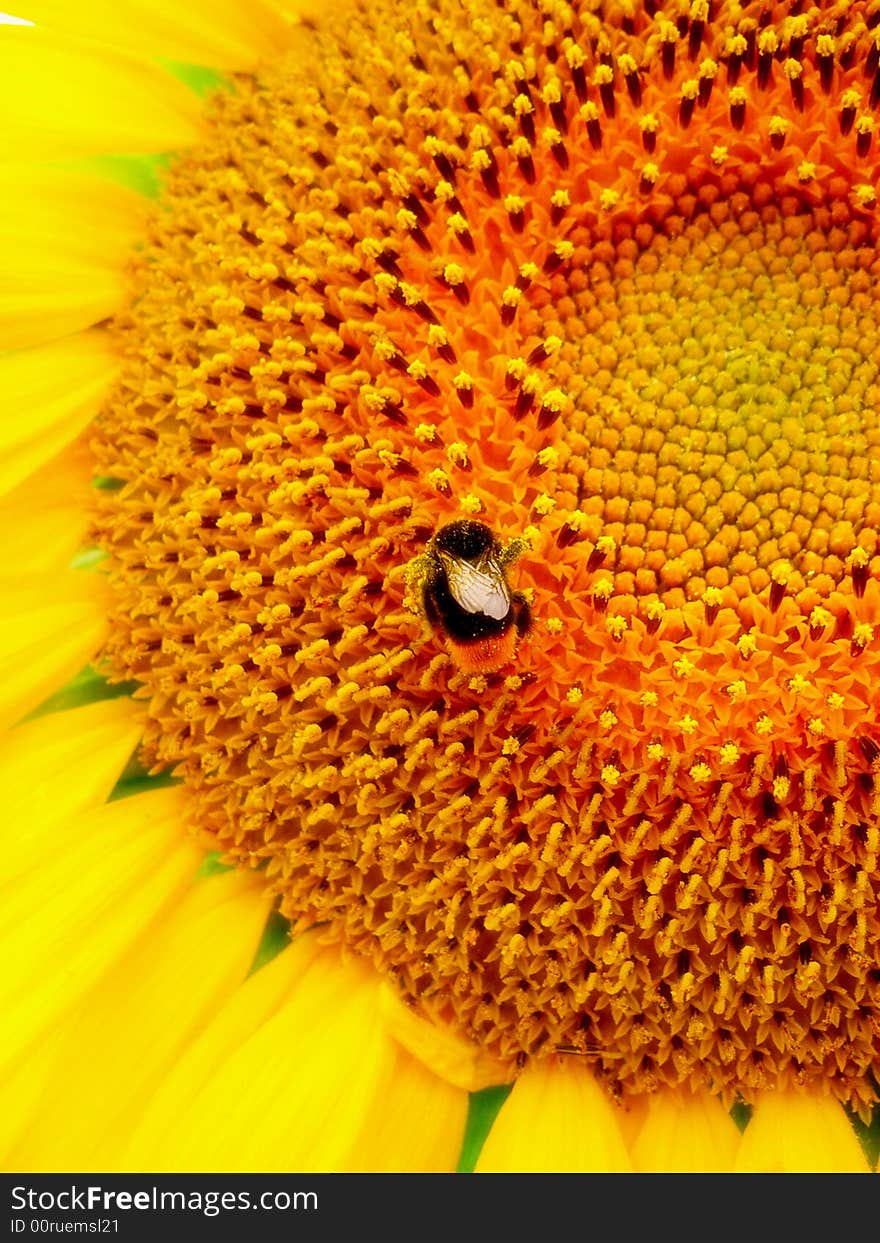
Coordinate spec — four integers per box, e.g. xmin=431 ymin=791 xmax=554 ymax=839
xmin=432 ymin=519 xmax=496 ymax=561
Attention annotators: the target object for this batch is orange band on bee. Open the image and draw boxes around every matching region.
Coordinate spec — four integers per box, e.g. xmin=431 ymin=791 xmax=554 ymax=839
xmin=444 ymin=626 xmax=520 ymax=674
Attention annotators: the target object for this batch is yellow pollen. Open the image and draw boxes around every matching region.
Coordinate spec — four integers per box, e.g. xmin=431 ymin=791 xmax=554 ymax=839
xmin=427 ymin=468 xmax=452 ymax=493
xmin=737 ymin=635 xmax=758 ymax=659
xmin=853 ymin=623 xmax=874 ymax=648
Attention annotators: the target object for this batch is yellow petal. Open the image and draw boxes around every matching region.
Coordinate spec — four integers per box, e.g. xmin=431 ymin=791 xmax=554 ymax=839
xmin=379 ymin=981 xmax=513 ymax=1092
xmin=0 ymin=572 xmax=108 ymax=730
xmin=346 ymin=1044 xmax=468 ymax=1173
xmin=0 ymin=331 xmax=116 ymax=493
xmin=0 ymin=441 xmax=94 ymax=574
xmin=8 ymin=869 xmax=272 ymax=1172
xmin=616 ymin=1094 xmax=649 ymax=1150
xmin=127 ymin=942 xmax=408 ymax=1173
xmin=476 ymin=1059 xmax=633 ymax=1172
xmin=0 ymin=697 xmax=140 ymax=871
xmin=631 ymin=1090 xmax=741 ymax=1172
xmin=734 ymin=1091 xmax=870 ymax=1172
xmin=0 ymin=170 xmax=147 ymax=349
xmin=0 ymin=1027 xmax=69 ymax=1169
xmin=0 ymin=696 xmax=143 ymax=1166
xmin=0 ymin=24 xmax=203 ymax=161
xmin=0 ymin=787 xmax=202 ymax=1077
xmin=17 ymin=1 xmax=299 ymax=70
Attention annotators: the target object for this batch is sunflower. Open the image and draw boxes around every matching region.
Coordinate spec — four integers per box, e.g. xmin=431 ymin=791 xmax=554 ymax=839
xmin=2 ymin=0 xmax=879 ymax=1175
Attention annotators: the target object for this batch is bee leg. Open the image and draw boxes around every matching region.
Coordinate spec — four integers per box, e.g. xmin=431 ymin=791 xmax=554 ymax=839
xmin=421 ymin=584 xmax=440 ymax=628
xmin=511 ymin=594 xmax=532 ymax=637
xmin=498 ymin=536 xmax=528 ymax=570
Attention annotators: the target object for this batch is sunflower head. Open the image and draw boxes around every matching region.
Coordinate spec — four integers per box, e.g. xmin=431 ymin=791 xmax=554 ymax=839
xmin=90 ymin=0 xmax=880 ymax=1120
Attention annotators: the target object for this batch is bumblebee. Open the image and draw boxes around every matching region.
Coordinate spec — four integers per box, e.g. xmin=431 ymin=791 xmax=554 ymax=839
xmin=413 ymin=520 xmax=531 ymax=673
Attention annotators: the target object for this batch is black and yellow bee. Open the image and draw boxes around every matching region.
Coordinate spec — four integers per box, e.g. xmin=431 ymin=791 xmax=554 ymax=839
xmin=413 ymin=520 xmax=531 ymax=673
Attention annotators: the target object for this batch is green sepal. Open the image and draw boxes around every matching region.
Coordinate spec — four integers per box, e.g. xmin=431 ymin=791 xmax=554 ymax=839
xmin=456 ymin=1084 xmax=512 ymax=1173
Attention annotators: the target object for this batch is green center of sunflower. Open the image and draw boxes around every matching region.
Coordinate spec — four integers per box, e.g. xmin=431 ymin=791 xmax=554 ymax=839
xmin=94 ymin=0 xmax=880 ymax=1115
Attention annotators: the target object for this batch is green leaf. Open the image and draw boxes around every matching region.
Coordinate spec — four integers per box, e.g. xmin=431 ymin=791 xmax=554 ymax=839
xmin=456 ymin=1084 xmax=512 ymax=1173
xmin=82 ymin=152 xmax=170 ymax=199
xmin=194 ymin=852 xmax=233 ymax=880
xmin=849 ymin=1100 xmax=880 ymax=1170
xmin=69 ymin=547 xmax=106 ymax=571
xmin=109 ymin=769 xmax=180 ymax=802
xmin=248 ymin=908 xmax=292 ymax=976
xmin=108 ymin=739 xmax=178 ymax=801
xmin=27 ymin=664 xmax=138 ymax=719
xmin=160 ymin=60 xmax=229 ymax=98
xmin=730 ymin=1099 xmax=752 ymax=1133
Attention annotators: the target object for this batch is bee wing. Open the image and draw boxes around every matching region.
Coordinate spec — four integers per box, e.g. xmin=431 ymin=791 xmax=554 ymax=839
xmin=443 ymin=554 xmax=511 ymax=620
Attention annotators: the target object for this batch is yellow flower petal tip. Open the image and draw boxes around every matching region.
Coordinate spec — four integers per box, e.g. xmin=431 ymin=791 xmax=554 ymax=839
xmin=6 ymin=867 xmax=271 ymax=1172
xmin=0 ymin=169 xmax=149 ymax=350
xmin=0 ymin=330 xmax=117 ymax=495
xmin=476 ymin=1060 xmax=633 ymax=1172
xmin=0 ymin=574 xmax=111 ymax=731
xmin=735 ymin=1092 xmax=871 ymax=1173
xmin=0 ymin=441 xmax=94 ymax=579
xmin=631 ymin=1091 xmax=741 ymax=1173
xmin=379 ymin=982 xmax=513 ymax=1093
xmin=0 ymin=24 xmax=203 ymax=161
xmin=16 ymin=1 xmax=301 ymax=70
xmin=344 ymin=1008 xmax=470 ymax=1172
xmin=0 ymin=787 xmax=201 ymax=1079
xmin=121 ymin=939 xmax=465 ymax=1173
